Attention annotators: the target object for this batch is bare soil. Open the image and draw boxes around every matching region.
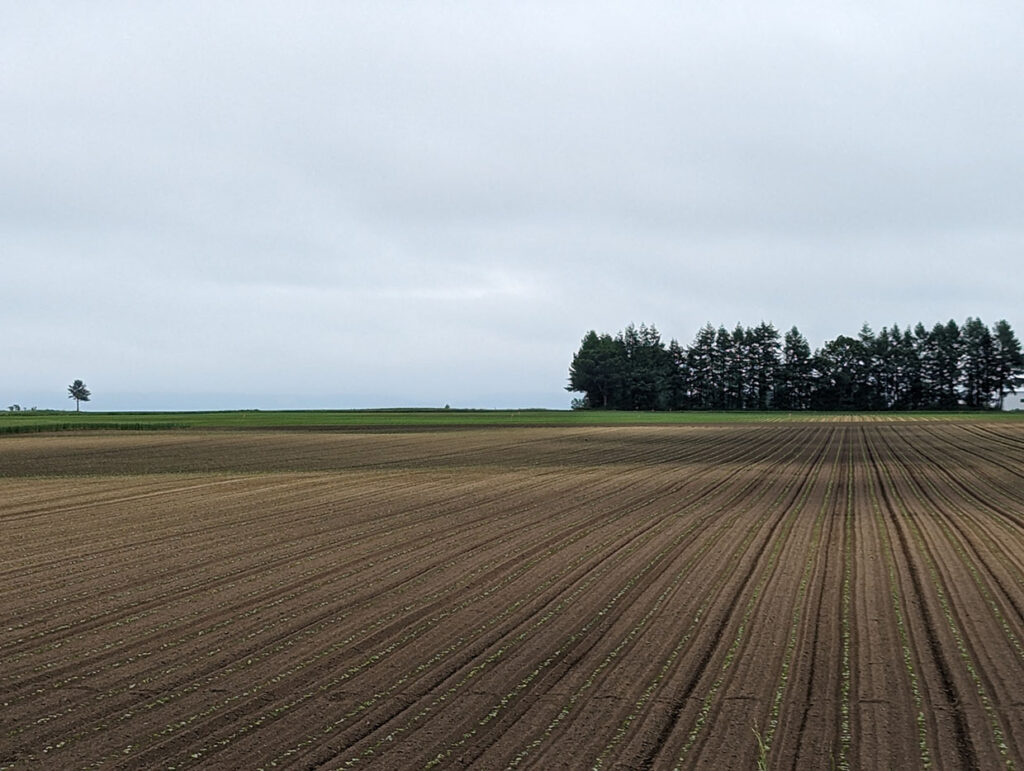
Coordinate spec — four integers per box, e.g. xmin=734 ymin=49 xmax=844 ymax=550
xmin=2 ymin=421 xmax=1024 ymax=769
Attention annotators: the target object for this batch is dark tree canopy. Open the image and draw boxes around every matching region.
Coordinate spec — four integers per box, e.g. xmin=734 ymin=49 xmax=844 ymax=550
xmin=568 ymin=318 xmax=1024 ymax=411
xmin=68 ymin=379 xmax=91 ymax=412
xmin=567 ymin=331 xmax=624 ymax=409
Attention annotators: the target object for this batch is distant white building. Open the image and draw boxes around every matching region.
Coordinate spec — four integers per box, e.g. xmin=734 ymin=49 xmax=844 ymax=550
xmin=1005 ymin=393 xmax=1024 ymax=411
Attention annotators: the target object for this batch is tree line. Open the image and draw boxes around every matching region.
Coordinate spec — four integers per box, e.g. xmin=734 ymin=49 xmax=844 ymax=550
xmin=567 ymin=318 xmax=1024 ymax=411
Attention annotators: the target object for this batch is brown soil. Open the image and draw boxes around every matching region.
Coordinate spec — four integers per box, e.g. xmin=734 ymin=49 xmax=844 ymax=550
xmin=2 ymin=421 xmax=1024 ymax=769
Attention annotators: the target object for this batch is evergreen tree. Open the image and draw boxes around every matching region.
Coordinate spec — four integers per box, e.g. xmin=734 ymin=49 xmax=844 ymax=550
xmin=933 ymin=320 xmax=962 ymax=408
xmin=914 ymin=322 xmax=938 ymax=407
xmin=724 ymin=324 xmax=747 ymax=409
xmin=619 ymin=323 xmax=674 ymax=410
xmin=777 ymin=326 xmax=814 ymax=410
xmin=667 ymin=339 xmax=689 ymax=410
xmin=960 ymin=317 xmax=994 ymax=409
xmin=895 ymin=325 xmax=924 ymax=409
xmin=686 ymin=324 xmax=719 ymax=409
xmin=992 ymin=320 xmax=1024 ymax=409
xmin=856 ymin=324 xmax=881 ymax=409
xmin=748 ymin=322 xmax=781 ymax=409
xmin=874 ymin=326 xmax=900 ymax=409
xmin=885 ymin=324 xmax=915 ymax=409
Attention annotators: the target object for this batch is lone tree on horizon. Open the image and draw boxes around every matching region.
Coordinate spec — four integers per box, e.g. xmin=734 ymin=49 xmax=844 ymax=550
xmin=67 ymin=379 xmax=91 ymax=411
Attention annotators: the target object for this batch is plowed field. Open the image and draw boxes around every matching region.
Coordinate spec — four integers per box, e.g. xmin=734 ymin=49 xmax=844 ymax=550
xmin=3 ymin=421 xmax=1024 ymax=769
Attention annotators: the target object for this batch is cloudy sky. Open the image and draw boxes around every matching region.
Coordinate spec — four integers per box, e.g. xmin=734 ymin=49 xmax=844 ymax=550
xmin=3 ymin=2 xmax=1022 ymax=410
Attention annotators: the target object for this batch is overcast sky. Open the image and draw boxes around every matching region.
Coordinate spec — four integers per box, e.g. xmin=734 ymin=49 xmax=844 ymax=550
xmin=3 ymin=2 xmax=1022 ymax=410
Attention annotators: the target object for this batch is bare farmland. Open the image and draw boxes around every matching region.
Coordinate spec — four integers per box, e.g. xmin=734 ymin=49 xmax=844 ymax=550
xmin=2 ymin=421 xmax=1024 ymax=768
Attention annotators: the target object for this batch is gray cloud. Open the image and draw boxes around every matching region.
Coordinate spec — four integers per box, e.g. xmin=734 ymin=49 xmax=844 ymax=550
xmin=3 ymin=2 xmax=1023 ymax=409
